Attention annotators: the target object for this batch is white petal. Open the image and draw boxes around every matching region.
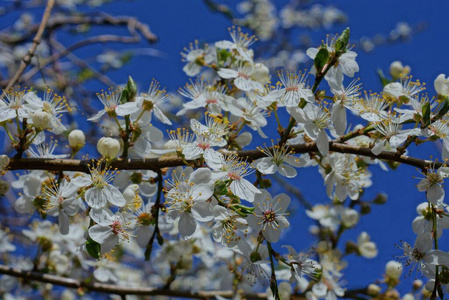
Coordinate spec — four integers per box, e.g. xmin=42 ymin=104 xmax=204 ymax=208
xmin=178 ymin=213 xmax=197 ymax=238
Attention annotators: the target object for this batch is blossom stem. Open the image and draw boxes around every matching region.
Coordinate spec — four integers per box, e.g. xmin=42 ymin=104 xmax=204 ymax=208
xmin=144 ymin=170 xmax=163 ymax=261
xmin=3 ymin=125 xmax=15 ymax=142
xmin=267 ymin=241 xmax=280 ymax=300
xmin=431 ymin=204 xmax=441 ymax=300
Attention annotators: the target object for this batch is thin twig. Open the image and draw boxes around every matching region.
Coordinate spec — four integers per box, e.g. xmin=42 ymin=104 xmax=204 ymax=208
xmin=0 ymin=13 xmax=157 ymax=45
xmin=2 ymin=0 xmax=55 ymax=95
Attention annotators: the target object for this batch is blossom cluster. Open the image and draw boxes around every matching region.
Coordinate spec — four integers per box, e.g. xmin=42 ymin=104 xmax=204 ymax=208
xmin=1 ymin=17 xmax=449 ymax=300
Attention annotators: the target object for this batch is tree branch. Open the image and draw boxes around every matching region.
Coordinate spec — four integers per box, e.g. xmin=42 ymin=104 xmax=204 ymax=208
xmin=0 ymin=264 xmax=266 ymax=299
xmin=2 ymin=0 xmax=55 ymax=94
xmin=0 ymin=13 xmax=157 ymax=45
xmin=6 ymin=142 xmax=442 ymax=173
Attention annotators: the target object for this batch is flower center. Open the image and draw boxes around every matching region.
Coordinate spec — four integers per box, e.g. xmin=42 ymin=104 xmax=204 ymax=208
xmin=263 ymin=210 xmax=276 ymax=223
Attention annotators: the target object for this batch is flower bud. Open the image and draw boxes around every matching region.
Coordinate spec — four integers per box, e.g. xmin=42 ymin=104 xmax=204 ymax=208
xmin=97 ymin=137 xmax=120 ymax=158
xmin=401 ymin=293 xmax=414 ymax=300
xmin=412 ymin=279 xmax=423 ymax=290
xmin=389 ymin=61 xmax=410 ymax=79
xmin=252 ymin=63 xmax=270 ymax=84
xmin=0 ymin=155 xmax=10 ymax=171
xmin=0 ymin=180 xmax=9 ymax=195
xmin=367 ymin=284 xmax=381 ymax=296
xmin=434 ymin=74 xmax=449 ymax=96
xmin=385 ymin=260 xmax=403 ymax=279
xmin=341 ymin=208 xmax=359 ymax=227
xmin=68 ymin=130 xmax=85 ymax=149
xmin=31 ymin=111 xmax=51 ymax=131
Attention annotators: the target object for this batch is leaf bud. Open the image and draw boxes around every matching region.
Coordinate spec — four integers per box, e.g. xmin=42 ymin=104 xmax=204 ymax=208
xmin=334 ymin=27 xmax=350 ymax=53
xmin=373 ymin=193 xmax=388 ymax=204
xmin=127 ymin=76 xmax=137 ymax=101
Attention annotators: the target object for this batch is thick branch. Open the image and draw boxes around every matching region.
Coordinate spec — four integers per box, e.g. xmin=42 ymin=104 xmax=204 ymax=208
xmin=0 ymin=264 xmax=266 ymax=299
xmin=2 ymin=0 xmax=55 ymax=94
xmin=7 ymin=142 xmax=441 ymax=173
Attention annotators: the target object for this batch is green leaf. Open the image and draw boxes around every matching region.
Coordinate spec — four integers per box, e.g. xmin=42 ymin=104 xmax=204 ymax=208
xmin=314 ymin=46 xmax=329 ymax=74
xmin=217 ymin=49 xmax=231 ymax=65
xmin=437 ymin=98 xmax=449 ymax=118
xmin=86 ymin=239 xmax=101 ymax=259
xmin=376 ymin=69 xmax=390 ymax=87
xmin=120 ymin=88 xmax=129 ymax=104
xmin=422 ymin=102 xmax=431 ymax=127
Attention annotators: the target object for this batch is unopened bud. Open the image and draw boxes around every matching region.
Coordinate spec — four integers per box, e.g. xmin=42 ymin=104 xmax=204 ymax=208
xmin=0 ymin=155 xmax=10 ymax=171
xmin=401 ymin=293 xmax=414 ymax=300
xmin=412 ymin=279 xmax=423 ymax=290
xmin=252 ymin=63 xmax=270 ymax=84
xmin=0 ymin=180 xmax=9 ymax=195
xmin=385 ymin=260 xmax=403 ymax=279
xmin=389 ymin=61 xmax=410 ymax=79
xmin=367 ymin=284 xmax=381 ymax=296
xmin=31 ymin=111 xmax=51 ymax=131
xmin=68 ymin=130 xmax=85 ymax=149
xmin=373 ymin=193 xmax=388 ymax=204
xmin=435 ymin=74 xmax=449 ymax=97
xmin=341 ymin=208 xmax=359 ymax=227
xmin=97 ymin=137 xmax=120 ymax=158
